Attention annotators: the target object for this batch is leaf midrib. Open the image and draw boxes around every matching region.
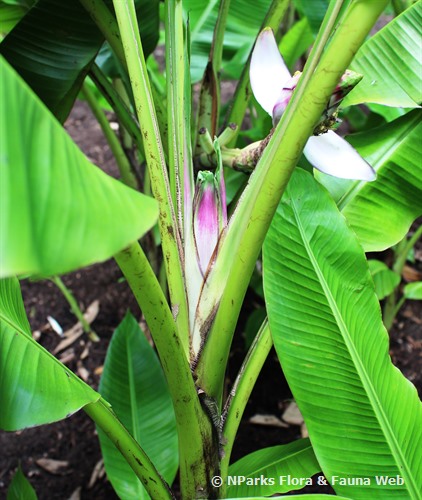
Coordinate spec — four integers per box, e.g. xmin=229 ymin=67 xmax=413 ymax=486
xmin=0 ymin=311 xmax=98 ymax=396
xmin=125 ymin=327 xmax=145 ymax=498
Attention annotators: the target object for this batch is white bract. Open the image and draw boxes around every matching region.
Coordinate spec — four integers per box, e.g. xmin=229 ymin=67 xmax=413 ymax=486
xmin=184 ymin=162 xmax=227 ymax=358
xmin=250 ymin=28 xmax=376 ymax=181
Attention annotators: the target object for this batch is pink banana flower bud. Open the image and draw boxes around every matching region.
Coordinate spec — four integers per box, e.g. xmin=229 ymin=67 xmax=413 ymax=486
xmin=184 ymin=160 xmax=227 ymax=356
xmin=193 ymin=170 xmax=227 ymax=276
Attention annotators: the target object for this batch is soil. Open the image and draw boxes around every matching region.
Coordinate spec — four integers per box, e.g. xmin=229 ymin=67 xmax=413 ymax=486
xmin=1 ymin=101 xmax=421 ymax=500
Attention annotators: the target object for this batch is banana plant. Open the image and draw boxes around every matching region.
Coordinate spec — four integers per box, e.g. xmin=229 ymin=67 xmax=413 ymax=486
xmin=1 ymin=0 xmax=421 ymax=499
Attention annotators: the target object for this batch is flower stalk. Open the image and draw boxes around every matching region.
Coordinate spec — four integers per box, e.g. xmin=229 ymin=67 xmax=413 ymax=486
xmin=112 ymin=0 xmax=190 ymax=358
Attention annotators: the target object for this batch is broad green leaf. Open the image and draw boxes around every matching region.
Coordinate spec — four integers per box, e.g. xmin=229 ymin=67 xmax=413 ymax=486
xmin=403 ymin=281 xmax=422 ymax=300
xmin=225 ymin=496 xmax=352 ymax=500
xmin=0 ymin=57 xmax=158 ymax=278
xmin=227 ymin=439 xmax=320 ymax=498
xmin=368 ymin=260 xmax=400 ymax=300
xmin=7 ymin=465 xmax=37 ymax=500
xmin=0 ymin=0 xmax=35 ymax=5
xmin=0 ymin=278 xmax=100 ymax=430
xmin=0 ymin=0 xmax=103 ymax=121
xmin=0 ymin=0 xmax=159 ymax=120
xmin=366 ymin=103 xmax=412 ymax=123
xmin=343 ymin=3 xmax=421 ymax=108
xmin=98 ymin=312 xmax=178 ymax=499
xmin=317 ymin=110 xmax=422 ymax=251
xmin=263 ymin=169 xmax=422 ymax=498
xmin=0 ymin=3 xmax=26 ymax=35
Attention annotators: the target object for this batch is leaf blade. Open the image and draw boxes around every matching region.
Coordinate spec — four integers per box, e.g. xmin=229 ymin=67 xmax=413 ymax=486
xmin=0 ymin=57 xmax=158 ymax=278
xmin=343 ymin=3 xmax=422 ymax=108
xmin=7 ymin=465 xmax=37 ymax=500
xmin=368 ymin=260 xmax=401 ymax=300
xmin=227 ymin=439 xmax=320 ymax=498
xmin=317 ymin=110 xmax=422 ymax=251
xmin=97 ymin=312 xmax=178 ymax=499
xmin=0 ymin=278 xmax=100 ymax=431
xmin=263 ymin=169 xmax=422 ymax=498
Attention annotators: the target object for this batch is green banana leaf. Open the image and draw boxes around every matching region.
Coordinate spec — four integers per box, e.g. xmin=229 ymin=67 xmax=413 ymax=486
xmin=6 ymin=464 xmax=37 ymax=500
xmin=0 ymin=2 xmax=26 ymax=35
xmin=403 ymin=282 xmax=422 ymax=300
xmin=97 ymin=312 xmax=178 ymax=499
xmin=0 ymin=0 xmax=104 ymax=121
xmin=263 ymin=169 xmax=422 ymax=499
xmin=0 ymin=0 xmax=158 ymax=121
xmin=368 ymin=260 xmax=401 ymax=301
xmin=0 ymin=277 xmax=100 ymax=431
xmin=0 ymin=57 xmax=158 ymax=278
xmin=366 ymin=102 xmax=411 ymax=123
xmin=225 ymin=496 xmax=352 ymax=500
xmin=316 ymin=110 xmax=422 ymax=252
xmin=343 ymin=2 xmax=421 ymax=108
xmin=0 ymin=0 xmax=34 ymax=5
xmin=227 ymin=439 xmax=320 ymax=498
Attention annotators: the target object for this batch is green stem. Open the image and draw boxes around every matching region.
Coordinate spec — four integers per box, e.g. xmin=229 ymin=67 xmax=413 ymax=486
xmin=199 ymin=136 xmax=269 ymax=172
xmin=209 ymin=0 xmax=232 ymax=132
xmin=383 ymin=225 xmax=422 ymax=329
xmin=211 ymin=0 xmax=231 ymax=74
xmin=80 ymin=1 xmax=169 ymax=166
xmin=220 ymin=320 xmax=272 ymax=484
xmin=300 ymin=0 xmax=347 ymax=79
xmin=78 ymin=0 xmax=126 ymax=64
xmin=394 ymin=225 xmax=422 ymax=275
xmin=50 ymin=276 xmax=99 ymax=341
xmin=84 ymin=397 xmax=174 ymax=499
xmin=391 ymin=295 xmax=406 ymax=319
xmin=165 ymin=0 xmax=185 ymax=234
xmin=89 ymin=65 xmax=145 ymax=155
xmin=81 ymin=82 xmax=138 ymax=189
xmin=224 ymin=0 xmax=289 ymax=147
xmin=195 ymin=0 xmax=389 ymax=402
xmin=113 ymin=78 xmax=133 ymax=150
xmin=112 ymin=0 xmax=190 ymax=357
xmin=114 ymin=243 xmax=219 ymax=499
xmin=194 ymin=0 xmax=231 ymax=152
xmin=149 ymin=75 xmax=170 ymax=162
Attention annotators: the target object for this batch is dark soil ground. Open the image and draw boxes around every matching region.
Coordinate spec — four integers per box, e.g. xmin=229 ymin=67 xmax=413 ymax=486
xmin=1 ymin=101 xmax=421 ymax=500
